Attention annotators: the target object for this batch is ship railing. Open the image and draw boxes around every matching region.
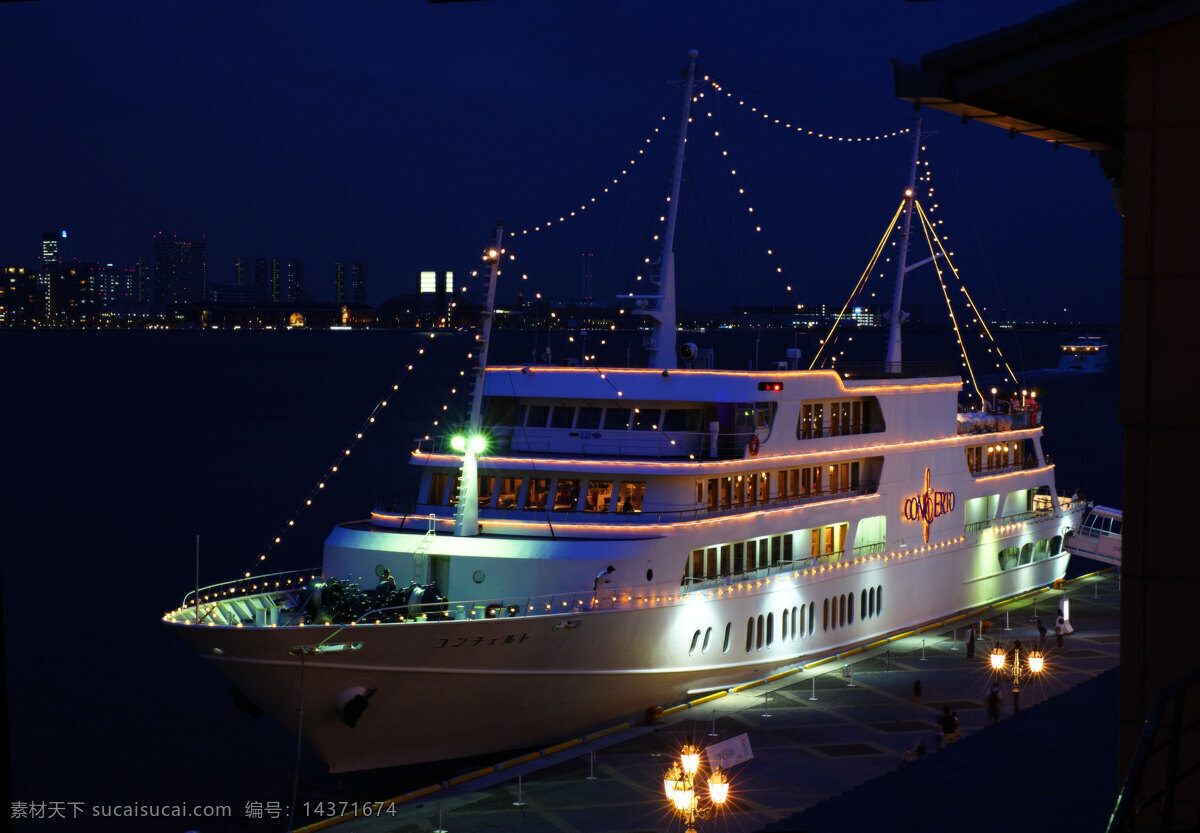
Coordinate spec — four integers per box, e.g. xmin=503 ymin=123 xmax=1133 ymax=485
xmin=353 ymin=586 xmax=664 ymax=623
xmin=798 ymin=421 xmax=886 ymax=440
xmin=830 ymin=360 xmax=960 ymax=379
xmin=181 ymin=566 xmax=322 ymax=608
xmin=373 ymin=481 xmax=880 ymax=529
xmin=681 ymin=540 xmax=887 ymax=590
xmin=963 ymin=508 xmax=1057 ymax=533
xmin=968 ymin=457 xmax=1043 ymax=476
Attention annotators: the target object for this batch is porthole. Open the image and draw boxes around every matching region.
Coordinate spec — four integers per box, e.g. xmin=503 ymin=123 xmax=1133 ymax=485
xmin=791 ymin=606 xmax=798 ymax=640
xmin=767 ymin=612 xmax=774 ymax=646
xmin=746 ymin=618 xmax=754 ymax=653
xmin=723 ymin=622 xmax=732 ymax=653
xmin=848 ymin=593 xmax=854 ymax=625
xmin=823 ymin=598 xmax=829 ymax=632
xmin=472 ymin=570 xmax=486 ymax=584
xmin=869 ymin=587 xmax=876 ymax=617
xmin=877 ymin=585 xmax=883 ymax=615
xmin=839 ymin=594 xmax=846 ymax=628
xmin=756 ymin=614 xmax=765 ymax=650
xmin=782 ymin=609 xmax=789 ymax=642
xmin=646 ymin=568 xmax=654 ymax=581
xmin=689 ymin=630 xmax=701 ymax=656
xmin=809 ymin=601 xmax=815 ymax=635
xmin=702 ymin=627 xmax=712 ymax=653
xmin=861 ymin=589 xmax=867 ymax=618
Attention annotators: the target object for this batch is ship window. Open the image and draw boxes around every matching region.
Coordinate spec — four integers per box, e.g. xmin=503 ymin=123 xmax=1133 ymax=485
xmin=809 ymin=601 xmax=815 ymax=635
xmin=782 ymin=608 xmax=788 ymax=640
xmin=734 ymin=475 xmax=746 ymax=507
xmin=791 ymin=606 xmax=797 ymax=640
xmin=733 ymin=542 xmax=745 ymax=574
xmin=617 ymin=481 xmax=645 ymax=513
xmin=690 ymin=549 xmax=703 ymax=582
xmin=1019 ymin=543 xmax=1033 ymax=565
xmin=631 ymin=407 xmax=660 ymax=431
xmin=663 ymin=408 xmax=700 ymax=431
xmin=720 ymin=477 xmax=732 ymax=508
xmin=603 ymin=407 xmax=631 ymax=430
xmin=861 ymin=589 xmax=867 ymax=619
xmin=797 ymin=604 xmax=805 ymax=638
xmin=702 ymin=627 xmax=712 ymax=653
xmin=746 ymin=539 xmax=758 ymax=570
xmin=847 ymin=593 xmax=854 ymax=624
xmin=756 ymin=615 xmax=765 ymax=649
xmin=428 ymin=472 xmax=449 ymax=505
xmin=497 ymin=477 xmax=522 ymax=509
xmin=553 ymin=479 xmax=580 ymax=511
xmin=526 ymin=405 xmax=550 ymax=427
xmin=478 ymin=475 xmax=495 ymax=508
xmin=789 ymin=469 xmax=800 ymax=497
xmin=876 ymin=586 xmax=882 ymax=615
xmin=1050 ymin=535 xmax=1062 ymax=555
xmin=583 ymin=480 xmax=613 ymax=512
xmin=746 ymin=619 xmax=753 ymax=652
xmin=719 ymin=545 xmax=731 ymax=577
xmin=767 ymin=612 xmax=774 ymax=646
xmin=1033 ymin=539 xmax=1049 ymax=562
xmin=771 ymin=536 xmax=781 ymax=563
xmin=823 ymin=598 xmax=829 ymax=631
xmin=576 ymin=407 xmax=602 ymax=429
xmin=696 ymin=481 xmax=704 ymax=504
xmin=514 ymin=404 xmax=526 ymax=427
xmin=869 ymin=587 xmax=875 ymax=617
xmin=723 ymin=622 xmax=732 ymax=653
xmin=525 ymin=479 xmax=550 ymax=510
xmin=550 ymin=406 xmax=576 ymax=428
xmin=777 ymin=471 xmax=788 ymax=499
xmin=707 ymin=548 xmax=718 ymax=577
xmin=689 ymin=630 xmax=701 ymax=656
xmin=783 ymin=535 xmax=793 ymax=562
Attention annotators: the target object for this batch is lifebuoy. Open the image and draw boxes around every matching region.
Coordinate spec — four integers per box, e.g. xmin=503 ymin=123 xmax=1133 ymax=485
xmin=748 ymin=435 xmax=760 ymax=457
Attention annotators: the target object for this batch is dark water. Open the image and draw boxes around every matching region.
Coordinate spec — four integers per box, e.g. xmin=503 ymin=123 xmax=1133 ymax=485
xmin=1 ymin=327 xmax=1120 ymax=831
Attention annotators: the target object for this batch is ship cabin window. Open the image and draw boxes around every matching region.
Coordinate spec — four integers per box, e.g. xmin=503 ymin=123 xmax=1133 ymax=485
xmin=723 ymin=623 xmax=732 ymax=653
xmin=798 ymin=397 xmax=881 ymax=439
xmin=617 ymin=481 xmax=645 ymax=513
xmin=631 ymin=407 xmax=660 ymax=431
xmin=689 ymin=630 xmax=700 ymax=655
xmin=732 ymin=542 xmax=744 ymax=573
xmin=767 ymin=613 xmax=774 ymax=646
xmin=576 ymin=407 xmax=602 ymax=430
xmin=823 ymin=598 xmax=830 ymax=631
xmin=478 ymin=475 xmax=495 ymax=508
xmin=796 ymin=605 xmax=804 ymax=638
xmin=719 ymin=545 xmax=731 ymax=577
xmin=801 ymin=403 xmax=824 ymax=439
xmin=550 ymin=406 xmax=576 ymax=428
xmin=756 ymin=615 xmax=765 ymax=649
xmin=525 ymin=405 xmax=550 ymax=428
xmin=746 ymin=618 xmax=753 ymax=652
xmin=839 ymin=594 xmax=847 ymax=627
xmin=876 ymin=586 xmax=882 ymax=615
xmin=998 ymin=546 xmax=1020 ymax=570
xmin=702 ymin=627 xmax=712 ymax=653
xmin=812 ymin=524 xmax=848 ymax=559
xmin=1019 ymin=543 xmax=1033 ymax=565
xmin=447 ymin=475 xmax=461 ymax=505
xmin=721 ymin=477 xmax=733 ymax=508
xmin=497 ymin=477 xmax=523 ymax=509
xmin=1050 ymin=535 xmax=1062 ymax=555
xmin=525 ymin=479 xmax=550 ymax=510
xmin=847 ymin=593 xmax=854 ymax=624
xmin=869 ymin=587 xmax=876 ymax=617
xmin=428 ymin=472 xmax=450 ymax=505
xmin=791 ymin=606 xmax=798 ymax=640
xmin=707 ymin=478 xmax=718 ymax=510
xmin=583 ymin=480 xmax=613 ymax=512
xmin=861 ymin=589 xmax=867 ymax=618
xmin=554 ymin=479 xmax=580 ymax=511
xmin=604 ymin=408 xmax=631 ymax=430
xmin=1033 ymin=539 xmax=1049 ymax=562
xmin=663 ymin=408 xmax=702 ymax=432
xmin=782 ymin=608 xmax=788 ymax=640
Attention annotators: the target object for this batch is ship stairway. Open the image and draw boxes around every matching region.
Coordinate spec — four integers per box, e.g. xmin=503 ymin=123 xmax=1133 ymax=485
xmin=411 ymin=513 xmax=437 ymax=583
xmin=1065 ymin=505 xmax=1122 ymax=567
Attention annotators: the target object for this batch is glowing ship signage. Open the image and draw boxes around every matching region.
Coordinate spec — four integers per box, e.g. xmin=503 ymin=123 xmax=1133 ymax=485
xmin=903 ymin=467 xmax=955 ymax=543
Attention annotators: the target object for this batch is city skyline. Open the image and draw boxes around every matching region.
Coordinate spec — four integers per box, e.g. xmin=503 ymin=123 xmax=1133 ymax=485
xmin=1 ymin=2 xmax=1123 ymax=322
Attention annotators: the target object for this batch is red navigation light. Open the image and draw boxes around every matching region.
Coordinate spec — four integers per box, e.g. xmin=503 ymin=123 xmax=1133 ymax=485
xmin=756 ymin=382 xmax=784 ymax=391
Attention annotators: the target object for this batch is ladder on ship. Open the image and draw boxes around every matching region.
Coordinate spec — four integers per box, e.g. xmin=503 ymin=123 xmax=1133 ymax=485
xmin=412 ymin=513 xmax=437 ymax=584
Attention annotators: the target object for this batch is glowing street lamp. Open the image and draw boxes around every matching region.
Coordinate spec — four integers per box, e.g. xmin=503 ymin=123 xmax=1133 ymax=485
xmin=662 ymin=743 xmax=731 ymax=832
xmin=989 ymin=641 xmax=1046 ymax=715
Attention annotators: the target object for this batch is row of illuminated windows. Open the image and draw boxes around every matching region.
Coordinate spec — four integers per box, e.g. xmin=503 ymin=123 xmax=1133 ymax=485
xmin=686 ymin=585 xmax=886 ymax=658
xmin=966 ymin=442 xmax=1021 ymax=474
xmin=798 ymin=398 xmax=884 ymax=440
xmin=687 ymin=524 xmax=847 ymax=582
xmin=513 ymin=403 xmax=704 ymax=433
xmin=427 ymin=472 xmax=646 ymax=513
xmin=699 ymin=462 xmax=862 ymax=510
xmin=997 ymin=536 xmax=1063 ymax=570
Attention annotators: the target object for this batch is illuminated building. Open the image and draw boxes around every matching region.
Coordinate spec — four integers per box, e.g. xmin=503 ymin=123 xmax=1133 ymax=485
xmin=153 ymin=233 xmax=207 ymax=306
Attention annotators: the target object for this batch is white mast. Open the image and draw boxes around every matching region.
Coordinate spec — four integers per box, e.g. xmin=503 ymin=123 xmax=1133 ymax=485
xmin=885 ymin=118 xmax=923 ymax=373
xmin=454 ymin=223 xmax=504 ymax=537
xmin=637 ymin=49 xmax=698 ymax=370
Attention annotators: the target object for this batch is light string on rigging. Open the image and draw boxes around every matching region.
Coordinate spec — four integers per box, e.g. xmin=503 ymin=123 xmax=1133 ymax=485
xmin=706 ymin=78 xmax=913 ymax=143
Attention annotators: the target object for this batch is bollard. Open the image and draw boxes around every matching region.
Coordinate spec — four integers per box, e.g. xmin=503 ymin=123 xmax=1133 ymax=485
xmin=809 ymin=675 xmax=819 ymax=701
xmin=586 ymin=750 xmax=598 ymax=780
xmin=920 ymin=638 xmax=927 ymax=662
xmin=1004 ymin=611 xmax=1011 ymax=631
xmin=513 ymin=774 xmax=526 ymax=807
xmin=762 ymin=691 xmax=772 ymax=717
xmin=709 ymin=709 xmax=719 ymax=737
xmin=843 ymin=663 xmax=856 ymax=687
xmin=434 ymin=799 xmax=448 ymax=833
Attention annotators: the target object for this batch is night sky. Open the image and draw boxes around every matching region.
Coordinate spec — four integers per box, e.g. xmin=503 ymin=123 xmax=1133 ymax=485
xmin=1 ymin=1 xmax=1123 ymax=321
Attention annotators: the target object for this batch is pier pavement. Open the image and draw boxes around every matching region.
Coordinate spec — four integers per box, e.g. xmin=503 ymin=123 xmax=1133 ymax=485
xmin=295 ymin=568 xmax=1120 ymax=833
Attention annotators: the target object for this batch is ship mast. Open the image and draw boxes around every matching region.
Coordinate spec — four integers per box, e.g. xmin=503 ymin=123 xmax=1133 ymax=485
xmin=885 ymin=118 xmax=923 ymax=373
xmin=454 ymin=223 xmax=504 ymax=537
xmin=637 ymin=49 xmax=698 ymax=370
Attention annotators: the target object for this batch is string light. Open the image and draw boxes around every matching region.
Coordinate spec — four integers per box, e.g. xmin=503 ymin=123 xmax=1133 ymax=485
xmin=707 ymin=78 xmax=912 ymax=143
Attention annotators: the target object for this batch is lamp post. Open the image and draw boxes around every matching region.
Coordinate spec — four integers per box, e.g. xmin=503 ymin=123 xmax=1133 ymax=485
xmin=989 ymin=641 xmax=1046 ymax=715
xmin=663 ymin=743 xmax=730 ymax=833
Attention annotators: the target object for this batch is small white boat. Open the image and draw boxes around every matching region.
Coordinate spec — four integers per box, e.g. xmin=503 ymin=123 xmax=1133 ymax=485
xmin=1065 ymin=505 xmax=1122 ymax=566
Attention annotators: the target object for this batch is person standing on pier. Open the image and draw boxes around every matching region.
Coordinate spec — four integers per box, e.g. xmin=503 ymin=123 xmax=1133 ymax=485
xmin=966 ymin=624 xmax=977 ymax=659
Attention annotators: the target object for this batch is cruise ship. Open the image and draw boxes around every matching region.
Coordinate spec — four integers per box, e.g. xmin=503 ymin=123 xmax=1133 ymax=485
xmin=163 ymin=53 xmax=1088 ymax=773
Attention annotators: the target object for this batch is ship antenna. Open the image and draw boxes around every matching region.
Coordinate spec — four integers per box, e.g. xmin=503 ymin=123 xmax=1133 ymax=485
xmin=638 ymin=49 xmax=698 ymax=370
xmin=885 ymin=117 xmax=923 ymax=373
xmin=454 ymin=222 xmax=504 ymax=537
